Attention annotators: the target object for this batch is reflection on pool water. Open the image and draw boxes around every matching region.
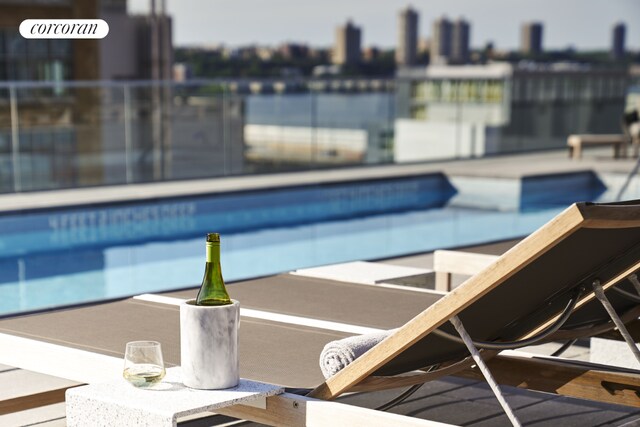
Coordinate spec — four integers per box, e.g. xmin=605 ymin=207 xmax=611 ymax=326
xmin=0 ymin=170 xmax=634 ymax=316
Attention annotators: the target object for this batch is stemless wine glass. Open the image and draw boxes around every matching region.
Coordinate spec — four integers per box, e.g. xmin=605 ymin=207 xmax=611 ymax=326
xmin=123 ymin=341 xmax=166 ymax=388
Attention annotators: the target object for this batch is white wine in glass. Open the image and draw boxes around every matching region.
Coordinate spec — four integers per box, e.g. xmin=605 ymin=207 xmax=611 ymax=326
xmin=123 ymin=341 xmax=166 ymax=388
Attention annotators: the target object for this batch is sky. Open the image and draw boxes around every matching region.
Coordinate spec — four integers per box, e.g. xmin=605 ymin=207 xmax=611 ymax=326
xmin=129 ymin=0 xmax=640 ymax=51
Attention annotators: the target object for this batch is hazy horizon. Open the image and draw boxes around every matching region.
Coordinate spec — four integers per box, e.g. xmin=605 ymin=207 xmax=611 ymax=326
xmin=129 ymin=0 xmax=639 ymax=51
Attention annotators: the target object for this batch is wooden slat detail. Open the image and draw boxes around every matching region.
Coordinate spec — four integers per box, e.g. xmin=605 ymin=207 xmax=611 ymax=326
xmin=217 ymin=393 xmax=455 ymax=427
xmin=455 ymin=354 xmax=640 ymax=408
xmin=309 ymin=204 xmax=586 ymax=400
xmin=0 ymin=385 xmax=81 ymax=415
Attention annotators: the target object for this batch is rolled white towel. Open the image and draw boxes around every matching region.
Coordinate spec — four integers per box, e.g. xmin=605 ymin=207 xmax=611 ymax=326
xmin=319 ymin=329 xmax=397 ymax=379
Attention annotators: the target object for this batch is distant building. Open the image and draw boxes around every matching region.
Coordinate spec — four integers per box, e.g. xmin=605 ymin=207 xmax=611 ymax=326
xmin=0 ymin=0 xmax=99 ymax=82
xmin=279 ymin=43 xmax=309 ymax=60
xmin=256 ymin=46 xmax=275 ymax=61
xmin=363 ymin=46 xmax=380 ymax=62
xmin=100 ymin=3 xmax=173 ymax=80
xmin=521 ymin=22 xmax=543 ymax=55
xmin=0 ymin=0 xmax=101 ymax=191
xmin=173 ymin=63 xmax=192 ymax=81
xmin=395 ymin=63 xmax=630 ymax=161
xmin=612 ymin=22 xmax=626 ymax=61
xmin=309 ymin=47 xmax=330 ymax=62
xmin=396 ymin=6 xmax=418 ymax=66
xmin=418 ymin=37 xmax=430 ymax=55
xmin=451 ymin=18 xmax=470 ymax=64
xmin=333 ymin=20 xmax=361 ymax=65
xmin=431 ymin=16 xmax=452 ymax=65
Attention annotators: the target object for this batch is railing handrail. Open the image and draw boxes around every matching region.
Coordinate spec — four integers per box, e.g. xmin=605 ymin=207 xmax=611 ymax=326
xmin=0 ymin=77 xmax=396 ymax=90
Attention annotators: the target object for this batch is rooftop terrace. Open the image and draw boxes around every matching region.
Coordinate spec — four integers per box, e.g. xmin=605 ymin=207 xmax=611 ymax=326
xmin=2 ymin=147 xmax=640 ymax=426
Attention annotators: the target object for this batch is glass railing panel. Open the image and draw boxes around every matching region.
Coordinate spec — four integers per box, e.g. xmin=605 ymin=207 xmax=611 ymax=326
xmin=13 ymin=84 xmax=79 ymax=191
xmin=244 ymin=82 xmax=315 ymax=174
xmin=0 ymin=76 xmax=634 ymax=194
xmin=165 ymin=81 xmax=227 ymax=180
xmin=0 ymin=87 xmax=12 ymax=193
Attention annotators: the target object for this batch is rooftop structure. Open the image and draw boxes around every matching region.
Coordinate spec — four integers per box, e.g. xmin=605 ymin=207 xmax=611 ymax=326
xmin=395 ymin=62 xmax=630 ymax=161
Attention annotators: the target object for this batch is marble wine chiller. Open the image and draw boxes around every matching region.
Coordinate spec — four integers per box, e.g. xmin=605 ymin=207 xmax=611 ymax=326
xmin=180 ymin=299 xmax=240 ymax=389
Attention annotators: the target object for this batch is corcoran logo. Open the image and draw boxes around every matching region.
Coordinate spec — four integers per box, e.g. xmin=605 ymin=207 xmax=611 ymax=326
xmin=19 ymin=19 xmax=109 ymax=39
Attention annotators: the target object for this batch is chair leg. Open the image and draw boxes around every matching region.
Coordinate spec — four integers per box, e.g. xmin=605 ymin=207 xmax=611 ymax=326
xmin=592 ymin=279 xmax=640 ymax=365
xmin=450 ymin=316 xmax=522 ymax=427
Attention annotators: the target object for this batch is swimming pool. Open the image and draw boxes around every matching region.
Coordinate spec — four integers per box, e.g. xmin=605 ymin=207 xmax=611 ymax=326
xmin=0 ymin=170 xmax=628 ymax=316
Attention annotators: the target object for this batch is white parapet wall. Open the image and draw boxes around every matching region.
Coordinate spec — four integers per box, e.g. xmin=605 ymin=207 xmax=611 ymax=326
xmin=245 ymin=124 xmax=367 ymax=163
xmin=394 ymin=119 xmax=496 ymax=162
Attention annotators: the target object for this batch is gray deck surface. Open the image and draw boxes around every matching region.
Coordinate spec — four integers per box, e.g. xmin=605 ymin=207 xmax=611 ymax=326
xmin=2 ymin=272 xmax=640 ymax=426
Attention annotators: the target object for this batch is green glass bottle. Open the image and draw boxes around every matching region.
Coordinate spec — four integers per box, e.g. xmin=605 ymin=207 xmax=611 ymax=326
xmin=195 ymin=233 xmax=232 ymax=306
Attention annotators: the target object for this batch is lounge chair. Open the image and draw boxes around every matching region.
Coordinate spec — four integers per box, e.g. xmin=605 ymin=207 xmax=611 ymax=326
xmin=303 ymin=201 xmax=640 ymax=413
xmin=622 ymin=109 xmax=640 ymax=157
xmin=2 ymin=200 xmax=640 ymax=426
xmin=221 ymin=200 xmax=640 ymax=425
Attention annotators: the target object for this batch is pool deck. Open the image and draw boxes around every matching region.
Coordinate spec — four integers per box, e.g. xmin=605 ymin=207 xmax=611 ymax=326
xmin=0 ymin=147 xmax=637 ymax=213
xmin=2 ymin=239 xmax=640 ymax=426
xmin=2 ymin=148 xmax=640 ymax=426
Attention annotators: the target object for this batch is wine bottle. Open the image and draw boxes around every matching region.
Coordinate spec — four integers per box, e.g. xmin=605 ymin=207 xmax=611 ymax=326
xmin=195 ymin=233 xmax=232 ymax=306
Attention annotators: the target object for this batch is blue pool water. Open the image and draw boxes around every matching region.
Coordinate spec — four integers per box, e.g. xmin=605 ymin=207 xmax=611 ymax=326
xmin=0 ymin=170 xmax=625 ymax=316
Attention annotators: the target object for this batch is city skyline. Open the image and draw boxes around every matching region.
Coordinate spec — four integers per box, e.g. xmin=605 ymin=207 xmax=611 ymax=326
xmin=129 ymin=0 xmax=640 ymax=50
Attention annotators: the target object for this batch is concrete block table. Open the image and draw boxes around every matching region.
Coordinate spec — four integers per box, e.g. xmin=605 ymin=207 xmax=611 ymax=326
xmin=65 ymin=367 xmax=283 ymax=426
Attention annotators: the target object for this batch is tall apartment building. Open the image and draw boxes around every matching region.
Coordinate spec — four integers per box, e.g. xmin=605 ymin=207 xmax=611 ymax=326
xmin=451 ymin=18 xmax=470 ymax=64
xmin=431 ymin=16 xmax=470 ymax=65
xmin=396 ymin=7 xmax=418 ymax=66
xmin=612 ymin=22 xmax=626 ymax=61
xmin=430 ymin=17 xmax=452 ymax=65
xmin=521 ymin=22 xmax=543 ymax=55
xmin=333 ymin=20 xmax=361 ymax=65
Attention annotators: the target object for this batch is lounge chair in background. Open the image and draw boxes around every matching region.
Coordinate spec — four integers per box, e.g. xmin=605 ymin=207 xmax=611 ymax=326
xmin=623 ymin=109 xmax=640 ymax=157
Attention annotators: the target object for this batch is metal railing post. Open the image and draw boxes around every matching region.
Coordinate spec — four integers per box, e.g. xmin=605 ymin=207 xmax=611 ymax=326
xmin=9 ymin=85 xmax=21 ymax=193
xmin=123 ymin=84 xmax=133 ymax=184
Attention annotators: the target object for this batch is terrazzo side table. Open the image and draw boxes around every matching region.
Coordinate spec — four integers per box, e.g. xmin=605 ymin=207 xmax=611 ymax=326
xmin=65 ymin=367 xmax=283 ymax=427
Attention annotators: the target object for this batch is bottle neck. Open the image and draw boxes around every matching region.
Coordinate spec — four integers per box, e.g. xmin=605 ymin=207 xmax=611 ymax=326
xmin=206 ymin=243 xmax=220 ymax=263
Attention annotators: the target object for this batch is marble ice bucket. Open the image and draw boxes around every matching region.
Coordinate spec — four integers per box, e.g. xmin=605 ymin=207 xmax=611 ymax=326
xmin=180 ymin=299 xmax=240 ymax=389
